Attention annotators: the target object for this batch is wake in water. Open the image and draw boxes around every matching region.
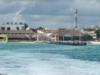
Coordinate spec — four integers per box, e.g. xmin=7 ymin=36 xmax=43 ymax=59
xmin=0 ymin=52 xmax=100 ymax=75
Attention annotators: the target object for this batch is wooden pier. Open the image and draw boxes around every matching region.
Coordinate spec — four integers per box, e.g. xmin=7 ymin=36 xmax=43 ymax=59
xmin=50 ymin=41 xmax=87 ymax=46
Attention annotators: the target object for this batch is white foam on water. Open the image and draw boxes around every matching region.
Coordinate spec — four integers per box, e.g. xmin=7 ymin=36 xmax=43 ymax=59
xmin=0 ymin=53 xmax=100 ymax=75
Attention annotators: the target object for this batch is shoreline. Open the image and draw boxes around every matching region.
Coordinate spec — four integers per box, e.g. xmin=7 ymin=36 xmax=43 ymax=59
xmin=0 ymin=41 xmax=50 ymax=44
xmin=1 ymin=40 xmax=100 ymax=45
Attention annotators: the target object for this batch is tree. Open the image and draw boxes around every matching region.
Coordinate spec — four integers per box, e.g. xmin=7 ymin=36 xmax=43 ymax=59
xmin=36 ymin=27 xmax=45 ymax=30
xmin=95 ymin=30 xmax=100 ymax=38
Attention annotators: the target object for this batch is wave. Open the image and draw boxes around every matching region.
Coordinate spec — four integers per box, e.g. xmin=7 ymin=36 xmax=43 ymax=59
xmin=0 ymin=53 xmax=100 ymax=75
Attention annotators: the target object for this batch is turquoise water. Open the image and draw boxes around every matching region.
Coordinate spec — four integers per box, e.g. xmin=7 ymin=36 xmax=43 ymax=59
xmin=0 ymin=43 xmax=100 ymax=75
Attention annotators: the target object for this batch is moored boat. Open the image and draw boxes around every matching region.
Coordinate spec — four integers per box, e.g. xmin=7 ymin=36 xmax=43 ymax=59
xmin=88 ymin=41 xmax=100 ymax=45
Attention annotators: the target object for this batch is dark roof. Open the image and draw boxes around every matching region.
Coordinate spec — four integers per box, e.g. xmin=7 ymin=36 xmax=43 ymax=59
xmin=2 ymin=22 xmax=28 ymax=26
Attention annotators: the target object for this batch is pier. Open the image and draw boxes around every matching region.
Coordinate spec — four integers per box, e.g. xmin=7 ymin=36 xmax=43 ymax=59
xmin=50 ymin=41 xmax=87 ymax=46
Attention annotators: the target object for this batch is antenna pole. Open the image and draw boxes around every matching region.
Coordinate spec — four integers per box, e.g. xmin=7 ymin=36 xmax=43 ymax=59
xmin=75 ymin=9 xmax=78 ymax=29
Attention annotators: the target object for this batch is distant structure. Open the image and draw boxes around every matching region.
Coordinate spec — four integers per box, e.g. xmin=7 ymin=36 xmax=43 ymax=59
xmin=58 ymin=28 xmax=83 ymax=41
xmin=0 ymin=22 xmax=36 ymax=42
xmin=75 ymin=9 xmax=78 ymax=29
xmin=1 ymin=22 xmax=28 ymax=31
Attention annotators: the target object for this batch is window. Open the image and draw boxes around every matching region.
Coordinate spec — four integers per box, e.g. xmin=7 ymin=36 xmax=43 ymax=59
xmin=7 ymin=22 xmax=9 ymax=24
xmin=7 ymin=27 xmax=10 ymax=31
xmin=20 ymin=22 xmax=23 ymax=25
xmin=1 ymin=27 xmax=5 ymax=31
xmin=11 ymin=22 xmax=13 ymax=25
xmin=15 ymin=22 xmax=17 ymax=25
xmin=16 ymin=27 xmax=19 ymax=30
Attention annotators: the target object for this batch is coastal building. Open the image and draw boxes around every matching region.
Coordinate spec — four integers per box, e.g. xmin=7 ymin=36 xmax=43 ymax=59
xmin=58 ymin=28 xmax=84 ymax=41
xmin=83 ymin=27 xmax=97 ymax=40
xmin=36 ymin=29 xmax=59 ymax=41
xmin=0 ymin=22 xmax=36 ymax=42
xmin=83 ymin=31 xmax=97 ymax=40
xmin=58 ymin=28 xmax=97 ymax=41
xmin=0 ymin=22 xmax=28 ymax=31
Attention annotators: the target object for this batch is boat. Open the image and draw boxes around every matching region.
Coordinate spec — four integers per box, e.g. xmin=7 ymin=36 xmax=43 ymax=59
xmin=88 ymin=41 xmax=100 ymax=45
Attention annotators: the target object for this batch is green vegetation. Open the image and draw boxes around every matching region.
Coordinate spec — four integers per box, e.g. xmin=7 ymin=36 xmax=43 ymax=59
xmin=95 ymin=30 xmax=100 ymax=38
xmin=36 ymin=27 xmax=45 ymax=30
xmin=0 ymin=35 xmax=8 ymax=42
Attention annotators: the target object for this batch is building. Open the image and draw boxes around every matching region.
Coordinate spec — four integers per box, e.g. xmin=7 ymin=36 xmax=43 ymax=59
xmin=58 ymin=28 xmax=84 ymax=41
xmin=58 ymin=28 xmax=97 ymax=41
xmin=0 ymin=22 xmax=36 ymax=42
xmin=36 ymin=29 xmax=59 ymax=41
xmin=0 ymin=22 xmax=28 ymax=31
xmin=83 ymin=30 xmax=97 ymax=40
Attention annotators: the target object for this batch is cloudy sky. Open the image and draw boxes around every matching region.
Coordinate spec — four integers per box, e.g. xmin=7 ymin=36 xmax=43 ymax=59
xmin=0 ymin=0 xmax=100 ymax=28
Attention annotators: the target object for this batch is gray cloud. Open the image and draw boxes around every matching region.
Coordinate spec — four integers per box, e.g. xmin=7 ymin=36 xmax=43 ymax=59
xmin=0 ymin=0 xmax=99 ymax=28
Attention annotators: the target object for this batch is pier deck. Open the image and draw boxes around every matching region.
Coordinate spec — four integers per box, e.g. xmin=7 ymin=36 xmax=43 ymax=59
xmin=50 ymin=41 xmax=87 ymax=46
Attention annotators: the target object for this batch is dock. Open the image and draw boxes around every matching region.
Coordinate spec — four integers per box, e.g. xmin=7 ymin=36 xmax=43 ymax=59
xmin=50 ymin=41 xmax=87 ymax=46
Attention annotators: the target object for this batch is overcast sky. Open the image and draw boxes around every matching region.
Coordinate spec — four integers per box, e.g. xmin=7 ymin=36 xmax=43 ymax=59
xmin=0 ymin=0 xmax=100 ymax=28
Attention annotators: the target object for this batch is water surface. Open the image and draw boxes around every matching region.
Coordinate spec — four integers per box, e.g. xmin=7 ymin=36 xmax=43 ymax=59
xmin=0 ymin=43 xmax=100 ymax=75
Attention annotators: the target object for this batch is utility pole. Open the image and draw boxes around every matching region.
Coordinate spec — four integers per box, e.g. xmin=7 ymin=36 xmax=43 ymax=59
xmin=75 ymin=9 xmax=81 ymax=41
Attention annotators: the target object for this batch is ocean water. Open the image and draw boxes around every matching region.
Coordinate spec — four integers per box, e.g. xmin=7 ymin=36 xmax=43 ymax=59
xmin=0 ymin=43 xmax=100 ymax=75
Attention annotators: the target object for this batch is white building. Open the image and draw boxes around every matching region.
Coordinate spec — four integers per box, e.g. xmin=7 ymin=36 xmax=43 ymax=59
xmin=0 ymin=22 xmax=28 ymax=31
